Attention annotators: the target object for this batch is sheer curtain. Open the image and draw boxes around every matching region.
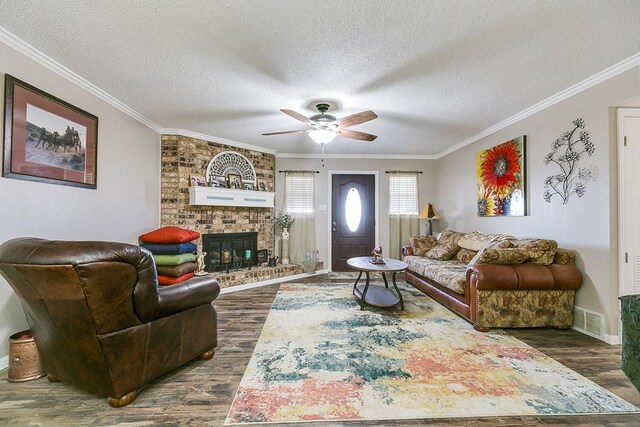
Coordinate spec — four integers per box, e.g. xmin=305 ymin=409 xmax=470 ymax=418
xmin=388 ymin=172 xmax=420 ymax=259
xmin=283 ymin=171 xmax=317 ymax=264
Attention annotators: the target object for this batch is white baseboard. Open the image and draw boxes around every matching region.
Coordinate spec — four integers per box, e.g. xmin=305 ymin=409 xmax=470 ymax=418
xmin=571 ymin=325 xmax=620 ymax=345
xmin=604 ymin=334 xmax=621 ymax=345
xmin=220 ymin=269 xmax=329 ymax=294
xmin=0 ymin=355 xmax=7 ymax=371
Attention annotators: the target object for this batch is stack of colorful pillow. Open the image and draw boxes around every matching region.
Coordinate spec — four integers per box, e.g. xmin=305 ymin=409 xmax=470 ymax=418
xmin=139 ymin=226 xmax=200 ymax=286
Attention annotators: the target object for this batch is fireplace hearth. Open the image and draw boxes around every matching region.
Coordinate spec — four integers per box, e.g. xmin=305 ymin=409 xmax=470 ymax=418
xmin=202 ymin=232 xmax=258 ymax=272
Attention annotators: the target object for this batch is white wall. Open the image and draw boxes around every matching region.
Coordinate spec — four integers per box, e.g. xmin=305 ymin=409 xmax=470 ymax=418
xmin=0 ymin=41 xmax=161 ymax=361
xmin=274 ymin=157 xmax=437 ymax=266
xmin=435 ymin=67 xmax=640 ymax=337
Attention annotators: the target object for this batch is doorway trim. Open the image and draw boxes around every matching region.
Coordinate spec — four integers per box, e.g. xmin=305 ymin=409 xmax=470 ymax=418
xmin=617 ymin=107 xmax=640 ymax=297
xmin=327 ymin=170 xmax=379 ymax=272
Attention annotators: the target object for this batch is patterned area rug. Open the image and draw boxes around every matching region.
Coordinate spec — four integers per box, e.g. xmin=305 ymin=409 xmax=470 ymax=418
xmin=225 ymin=282 xmax=638 ymax=424
xmin=327 ymin=272 xmax=360 ymax=279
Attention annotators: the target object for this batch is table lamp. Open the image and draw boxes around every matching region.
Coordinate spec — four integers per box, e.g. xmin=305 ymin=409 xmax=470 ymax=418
xmin=418 ymin=203 xmax=441 ymax=235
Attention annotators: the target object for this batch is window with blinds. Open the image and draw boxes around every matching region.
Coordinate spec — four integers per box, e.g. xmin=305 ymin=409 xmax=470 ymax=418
xmin=389 ymin=173 xmax=418 ymax=215
xmin=285 ymin=173 xmax=315 ymax=214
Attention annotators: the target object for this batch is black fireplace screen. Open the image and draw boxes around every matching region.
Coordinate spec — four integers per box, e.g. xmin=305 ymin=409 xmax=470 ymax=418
xmin=202 ymin=232 xmax=258 ymax=272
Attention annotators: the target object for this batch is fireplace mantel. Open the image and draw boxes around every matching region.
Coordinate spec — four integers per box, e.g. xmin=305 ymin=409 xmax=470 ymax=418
xmin=188 ymin=186 xmax=275 ymax=208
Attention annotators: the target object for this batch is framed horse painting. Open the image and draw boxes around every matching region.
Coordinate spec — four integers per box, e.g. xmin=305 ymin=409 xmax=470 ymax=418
xmin=3 ymin=74 xmax=98 ymax=189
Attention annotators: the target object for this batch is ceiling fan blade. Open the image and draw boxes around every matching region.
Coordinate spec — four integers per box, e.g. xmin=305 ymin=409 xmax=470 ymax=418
xmin=262 ymin=130 xmax=308 ymax=136
xmin=281 ymin=109 xmax=314 ymax=125
xmin=337 ymin=110 xmax=378 ymax=128
xmin=338 ymin=129 xmax=378 ymax=141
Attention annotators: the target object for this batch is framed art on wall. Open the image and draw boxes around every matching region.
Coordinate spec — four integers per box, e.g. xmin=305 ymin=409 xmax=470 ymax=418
xmin=209 ymin=174 xmax=227 ymax=188
xmin=476 ymin=135 xmax=526 ymax=217
xmin=227 ymin=173 xmax=243 ymax=189
xmin=2 ymin=74 xmax=98 ymax=189
xmin=190 ymin=175 xmax=207 ymax=187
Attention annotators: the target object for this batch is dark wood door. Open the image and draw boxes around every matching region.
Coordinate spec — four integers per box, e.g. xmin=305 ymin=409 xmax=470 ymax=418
xmin=331 ymin=174 xmax=375 ymax=271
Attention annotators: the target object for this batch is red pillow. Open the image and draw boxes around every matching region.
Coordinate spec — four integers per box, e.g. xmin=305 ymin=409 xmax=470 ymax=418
xmin=157 ymin=272 xmax=194 ymax=286
xmin=139 ymin=226 xmax=200 ymax=244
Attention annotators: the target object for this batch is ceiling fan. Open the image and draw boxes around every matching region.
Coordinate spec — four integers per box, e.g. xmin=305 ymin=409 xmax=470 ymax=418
xmin=262 ymin=103 xmax=378 ymax=144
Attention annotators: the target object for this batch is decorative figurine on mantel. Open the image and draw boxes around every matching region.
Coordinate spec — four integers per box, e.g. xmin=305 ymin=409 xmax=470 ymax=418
xmin=194 ymin=251 xmax=208 ymax=276
xmin=370 ymin=246 xmax=384 ymax=264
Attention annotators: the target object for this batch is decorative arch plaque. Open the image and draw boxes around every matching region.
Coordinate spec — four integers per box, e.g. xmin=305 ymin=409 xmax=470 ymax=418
xmin=206 ymin=151 xmax=256 ymax=184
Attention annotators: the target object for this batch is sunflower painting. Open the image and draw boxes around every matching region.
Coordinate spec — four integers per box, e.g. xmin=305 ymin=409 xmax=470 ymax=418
xmin=476 ymin=136 xmax=526 ymax=216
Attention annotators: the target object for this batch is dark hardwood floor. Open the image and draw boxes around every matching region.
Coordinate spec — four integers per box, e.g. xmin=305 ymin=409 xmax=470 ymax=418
xmin=1 ymin=274 xmax=639 ymax=426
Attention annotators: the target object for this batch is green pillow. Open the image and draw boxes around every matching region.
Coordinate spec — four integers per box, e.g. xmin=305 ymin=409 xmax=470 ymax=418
xmin=153 ymin=253 xmax=197 ymax=266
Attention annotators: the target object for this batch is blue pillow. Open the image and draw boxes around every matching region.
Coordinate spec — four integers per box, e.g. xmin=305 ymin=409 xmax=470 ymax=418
xmin=140 ymin=242 xmax=197 ymax=255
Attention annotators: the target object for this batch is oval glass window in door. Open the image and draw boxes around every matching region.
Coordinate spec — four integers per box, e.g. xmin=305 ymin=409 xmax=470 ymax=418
xmin=345 ymin=187 xmax=362 ymax=232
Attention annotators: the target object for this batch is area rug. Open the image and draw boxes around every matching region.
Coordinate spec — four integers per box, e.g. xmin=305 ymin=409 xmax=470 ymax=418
xmin=225 ymin=282 xmax=638 ymax=424
xmin=327 ymin=272 xmax=360 ymax=279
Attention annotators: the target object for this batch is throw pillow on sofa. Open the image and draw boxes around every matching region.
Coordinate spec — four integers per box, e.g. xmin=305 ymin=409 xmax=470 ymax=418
xmin=455 ymin=248 xmax=477 ymax=263
xmin=509 ymin=238 xmax=558 ymax=265
xmin=466 ymin=239 xmax=513 ymax=265
xmin=425 ymin=240 xmax=460 ymax=260
xmin=424 ymin=229 xmax=466 ymax=260
xmin=470 ymin=247 xmax=529 ymax=265
xmin=457 ymin=231 xmax=513 ymax=251
xmin=410 ymin=235 xmax=438 ymax=256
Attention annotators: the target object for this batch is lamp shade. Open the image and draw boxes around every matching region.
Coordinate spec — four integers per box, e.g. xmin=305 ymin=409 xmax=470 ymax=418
xmin=308 ymin=129 xmax=337 ymax=144
xmin=418 ymin=203 xmax=441 ymax=220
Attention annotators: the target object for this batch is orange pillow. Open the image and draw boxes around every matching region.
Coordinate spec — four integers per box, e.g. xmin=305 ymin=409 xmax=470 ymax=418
xmin=157 ymin=272 xmax=194 ymax=286
xmin=139 ymin=226 xmax=200 ymax=244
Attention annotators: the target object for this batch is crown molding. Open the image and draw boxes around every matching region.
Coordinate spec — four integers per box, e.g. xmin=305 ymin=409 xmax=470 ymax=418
xmin=276 ymin=152 xmax=437 ymax=160
xmin=436 ymin=51 xmax=640 ymax=158
xmin=0 ymin=25 xmax=163 ymax=133
xmin=161 ymin=128 xmax=277 ymax=155
xmin=3 ymin=24 xmax=638 ymax=160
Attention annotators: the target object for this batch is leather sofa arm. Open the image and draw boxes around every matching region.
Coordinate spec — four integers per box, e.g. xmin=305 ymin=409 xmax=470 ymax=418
xmin=402 ymin=245 xmax=414 ymax=257
xmin=467 ymin=263 xmax=582 ymax=291
xmin=155 ymin=276 xmax=221 ymax=319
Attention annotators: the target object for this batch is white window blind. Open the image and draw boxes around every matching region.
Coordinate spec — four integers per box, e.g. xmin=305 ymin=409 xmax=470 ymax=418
xmin=285 ymin=173 xmax=315 ymax=214
xmin=389 ymin=173 xmax=418 ymax=215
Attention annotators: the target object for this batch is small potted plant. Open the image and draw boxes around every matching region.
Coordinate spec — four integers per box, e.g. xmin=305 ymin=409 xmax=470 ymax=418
xmin=274 ymin=211 xmax=294 ymax=230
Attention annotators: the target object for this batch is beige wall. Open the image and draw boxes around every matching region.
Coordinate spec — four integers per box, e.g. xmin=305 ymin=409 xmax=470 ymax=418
xmin=435 ymin=67 xmax=640 ymax=337
xmin=0 ymin=41 xmax=161 ymax=361
xmin=274 ymin=157 xmax=438 ymax=266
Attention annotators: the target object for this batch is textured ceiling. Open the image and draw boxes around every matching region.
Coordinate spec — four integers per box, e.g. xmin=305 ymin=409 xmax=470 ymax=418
xmin=1 ymin=0 xmax=639 ymax=155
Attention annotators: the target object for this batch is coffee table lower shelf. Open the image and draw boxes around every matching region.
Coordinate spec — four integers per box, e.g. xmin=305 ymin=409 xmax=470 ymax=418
xmin=353 ymin=284 xmax=401 ymax=308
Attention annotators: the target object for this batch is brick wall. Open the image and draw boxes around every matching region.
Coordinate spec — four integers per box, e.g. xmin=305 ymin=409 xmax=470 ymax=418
xmin=160 ymin=134 xmax=275 ymax=253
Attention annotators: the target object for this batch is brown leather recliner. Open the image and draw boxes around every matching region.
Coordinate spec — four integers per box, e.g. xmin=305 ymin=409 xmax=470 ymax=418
xmin=0 ymin=237 xmax=220 ymax=407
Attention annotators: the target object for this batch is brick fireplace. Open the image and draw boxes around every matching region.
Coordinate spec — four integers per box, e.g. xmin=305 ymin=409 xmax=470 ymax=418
xmin=160 ymin=134 xmax=275 ymax=260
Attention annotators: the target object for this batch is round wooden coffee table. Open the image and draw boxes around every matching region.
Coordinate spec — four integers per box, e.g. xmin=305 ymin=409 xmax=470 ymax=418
xmin=346 ymin=256 xmax=408 ymax=310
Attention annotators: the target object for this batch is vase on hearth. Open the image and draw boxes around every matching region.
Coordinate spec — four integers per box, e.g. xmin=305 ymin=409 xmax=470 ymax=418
xmin=281 ymin=227 xmax=290 ymax=265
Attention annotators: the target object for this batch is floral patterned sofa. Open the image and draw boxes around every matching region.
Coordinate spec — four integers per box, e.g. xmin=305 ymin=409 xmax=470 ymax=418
xmin=401 ymin=230 xmax=583 ymax=331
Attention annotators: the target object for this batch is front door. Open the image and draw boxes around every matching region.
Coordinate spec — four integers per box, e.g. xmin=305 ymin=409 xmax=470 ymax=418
xmin=331 ymin=174 xmax=375 ymax=271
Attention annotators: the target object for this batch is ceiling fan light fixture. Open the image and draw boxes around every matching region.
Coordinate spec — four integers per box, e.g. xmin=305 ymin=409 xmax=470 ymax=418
xmin=308 ymin=129 xmax=337 ymax=144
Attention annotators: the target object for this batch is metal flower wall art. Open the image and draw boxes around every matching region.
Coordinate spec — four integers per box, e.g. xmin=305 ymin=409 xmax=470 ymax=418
xmin=476 ymin=136 xmax=526 ymax=217
xmin=543 ymin=118 xmax=595 ymax=205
